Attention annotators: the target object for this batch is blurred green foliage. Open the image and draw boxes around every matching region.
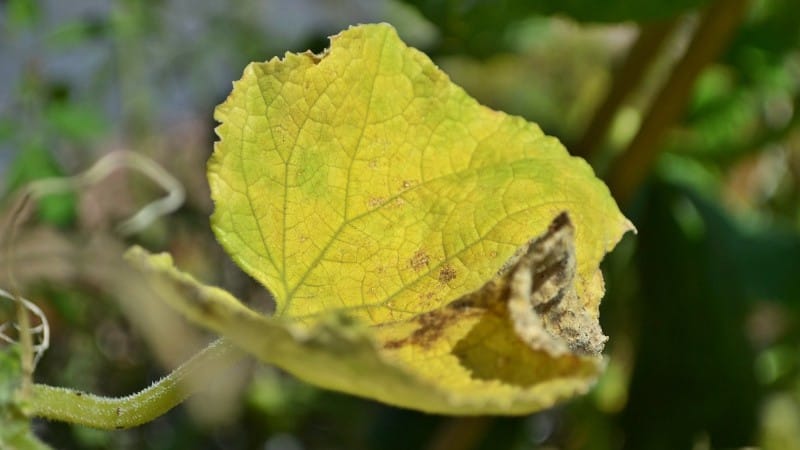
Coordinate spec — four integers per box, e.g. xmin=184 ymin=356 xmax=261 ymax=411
xmin=6 ymin=148 xmax=77 ymax=227
xmin=0 ymin=346 xmax=50 ymax=450
xmin=1 ymin=0 xmax=800 ymax=449
xmin=401 ymin=0 xmax=711 ymax=56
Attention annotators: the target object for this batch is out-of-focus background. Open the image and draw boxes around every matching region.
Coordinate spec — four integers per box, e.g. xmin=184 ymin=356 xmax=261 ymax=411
xmin=1 ymin=0 xmax=800 ymax=449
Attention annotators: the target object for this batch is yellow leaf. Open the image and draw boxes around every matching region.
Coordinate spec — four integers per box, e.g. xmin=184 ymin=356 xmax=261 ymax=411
xmin=194 ymin=23 xmax=632 ymax=414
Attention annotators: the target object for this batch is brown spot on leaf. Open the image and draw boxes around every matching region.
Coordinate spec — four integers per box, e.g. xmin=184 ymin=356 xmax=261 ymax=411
xmin=367 ymin=197 xmax=384 ymax=208
xmin=400 ymin=180 xmax=416 ymax=190
xmin=419 ymin=291 xmax=435 ymax=301
xmin=383 ymin=338 xmax=406 ymax=349
xmin=408 ymin=310 xmax=452 ymax=347
xmin=383 ymin=305 xmax=482 ymax=350
xmin=496 ymin=356 xmax=508 ymax=368
xmin=410 ymin=249 xmax=430 ymax=271
xmin=438 ymin=264 xmax=457 ymax=283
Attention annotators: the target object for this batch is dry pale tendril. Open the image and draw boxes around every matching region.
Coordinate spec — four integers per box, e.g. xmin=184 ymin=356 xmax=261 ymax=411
xmin=1 ymin=150 xmax=185 ymax=366
xmin=20 ymin=150 xmax=186 ymax=236
xmin=0 ymin=151 xmax=205 ymax=430
xmin=0 ymin=287 xmax=50 ymax=367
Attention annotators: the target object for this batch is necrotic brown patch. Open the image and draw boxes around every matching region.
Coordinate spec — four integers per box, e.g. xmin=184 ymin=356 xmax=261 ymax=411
xmin=383 ymin=305 xmax=482 ymax=349
xmin=410 ymin=249 xmax=430 ymax=271
xmin=438 ymin=264 xmax=457 ymax=283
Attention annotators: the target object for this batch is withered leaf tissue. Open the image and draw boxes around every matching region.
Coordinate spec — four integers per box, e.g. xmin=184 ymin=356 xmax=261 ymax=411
xmin=453 ymin=211 xmax=607 ymax=357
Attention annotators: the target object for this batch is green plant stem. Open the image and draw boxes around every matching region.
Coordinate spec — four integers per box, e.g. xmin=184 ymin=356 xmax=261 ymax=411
xmin=5 ymin=193 xmax=35 ymax=398
xmin=14 ymin=296 xmax=33 ymax=398
xmin=30 ymin=339 xmax=240 ymax=429
xmin=607 ymin=0 xmax=750 ymax=204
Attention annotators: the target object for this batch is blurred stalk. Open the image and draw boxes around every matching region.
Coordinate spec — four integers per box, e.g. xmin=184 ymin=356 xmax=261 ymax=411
xmin=574 ymin=19 xmax=679 ymax=159
xmin=426 ymin=416 xmax=491 ymax=450
xmin=4 ymin=194 xmax=35 ymax=398
xmin=607 ymin=0 xmax=750 ymax=204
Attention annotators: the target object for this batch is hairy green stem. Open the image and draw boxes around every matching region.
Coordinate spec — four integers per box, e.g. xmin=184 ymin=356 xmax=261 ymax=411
xmin=30 ymin=339 xmax=240 ymax=429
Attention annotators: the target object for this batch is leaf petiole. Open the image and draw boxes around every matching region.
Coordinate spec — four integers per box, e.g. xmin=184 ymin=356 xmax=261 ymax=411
xmin=29 ymin=339 xmax=241 ymax=430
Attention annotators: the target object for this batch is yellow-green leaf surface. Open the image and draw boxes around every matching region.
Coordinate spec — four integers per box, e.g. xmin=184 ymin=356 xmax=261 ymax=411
xmin=203 ymin=23 xmax=631 ymax=414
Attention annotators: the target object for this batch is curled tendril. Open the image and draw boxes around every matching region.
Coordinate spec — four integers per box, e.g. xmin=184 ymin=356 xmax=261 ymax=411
xmin=0 ymin=287 xmax=50 ymax=367
xmin=20 ymin=150 xmax=186 ymax=236
xmin=1 ymin=150 xmax=185 ymax=369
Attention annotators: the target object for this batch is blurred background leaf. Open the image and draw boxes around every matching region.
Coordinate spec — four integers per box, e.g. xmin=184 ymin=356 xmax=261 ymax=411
xmin=400 ymin=0 xmax=711 ymax=56
xmin=5 ymin=147 xmax=77 ymax=227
